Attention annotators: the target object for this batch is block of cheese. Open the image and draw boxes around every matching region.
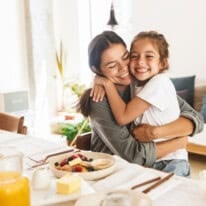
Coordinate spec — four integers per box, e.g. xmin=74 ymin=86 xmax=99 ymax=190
xmin=69 ymin=157 xmax=82 ymax=166
xmin=56 ymin=174 xmax=82 ymax=194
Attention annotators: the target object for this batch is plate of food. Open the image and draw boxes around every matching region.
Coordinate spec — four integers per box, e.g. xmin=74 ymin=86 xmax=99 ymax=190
xmin=48 ymin=151 xmax=117 ymax=180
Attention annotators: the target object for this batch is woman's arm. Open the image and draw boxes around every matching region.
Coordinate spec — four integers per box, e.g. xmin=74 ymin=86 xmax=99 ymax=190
xmin=132 ymin=96 xmax=204 ymax=140
xmin=177 ymin=96 xmax=204 ymax=135
xmin=132 ymin=117 xmax=193 ymax=141
xmin=156 ymin=136 xmax=188 ymax=159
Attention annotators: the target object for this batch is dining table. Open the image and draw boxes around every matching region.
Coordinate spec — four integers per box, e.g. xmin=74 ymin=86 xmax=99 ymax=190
xmin=0 ymin=130 xmax=205 ymax=206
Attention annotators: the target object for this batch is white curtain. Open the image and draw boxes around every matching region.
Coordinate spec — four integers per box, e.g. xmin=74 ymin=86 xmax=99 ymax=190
xmin=0 ymin=0 xmax=28 ymax=92
xmin=25 ymin=0 xmax=58 ymax=136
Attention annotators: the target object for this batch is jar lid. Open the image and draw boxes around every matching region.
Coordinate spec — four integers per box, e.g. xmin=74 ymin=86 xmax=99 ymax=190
xmin=0 ymin=146 xmax=23 ymax=158
xmin=0 ymin=146 xmax=23 ymax=173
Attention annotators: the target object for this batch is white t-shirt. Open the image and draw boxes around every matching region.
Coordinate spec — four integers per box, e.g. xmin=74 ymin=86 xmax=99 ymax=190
xmin=131 ymin=73 xmax=188 ymax=161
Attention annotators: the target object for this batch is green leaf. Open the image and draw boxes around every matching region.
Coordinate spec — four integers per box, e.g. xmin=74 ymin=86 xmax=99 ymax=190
xmin=60 ymin=119 xmax=91 ymax=141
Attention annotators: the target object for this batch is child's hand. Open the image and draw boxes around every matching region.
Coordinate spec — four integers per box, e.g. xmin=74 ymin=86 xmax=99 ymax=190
xmin=90 ymin=84 xmax=105 ymax=102
xmin=90 ymin=75 xmax=112 ymax=102
xmin=94 ymin=75 xmax=110 ymax=86
xmin=132 ymin=124 xmax=154 ymax=142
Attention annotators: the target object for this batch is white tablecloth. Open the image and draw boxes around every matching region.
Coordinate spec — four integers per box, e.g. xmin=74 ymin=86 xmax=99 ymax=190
xmin=0 ymin=132 xmax=205 ymax=206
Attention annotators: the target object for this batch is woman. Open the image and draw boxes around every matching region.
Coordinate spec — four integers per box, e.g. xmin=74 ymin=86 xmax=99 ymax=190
xmin=78 ymin=31 xmax=203 ymax=167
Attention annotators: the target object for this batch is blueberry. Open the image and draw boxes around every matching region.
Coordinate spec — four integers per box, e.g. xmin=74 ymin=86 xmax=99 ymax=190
xmin=67 ymin=156 xmax=73 ymax=162
xmin=54 ymin=162 xmax=59 ymax=166
xmin=87 ymin=167 xmax=94 ymax=171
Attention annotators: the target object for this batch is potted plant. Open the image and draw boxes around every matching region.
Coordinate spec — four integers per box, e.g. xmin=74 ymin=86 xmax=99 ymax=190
xmin=61 ymin=118 xmax=91 ymax=145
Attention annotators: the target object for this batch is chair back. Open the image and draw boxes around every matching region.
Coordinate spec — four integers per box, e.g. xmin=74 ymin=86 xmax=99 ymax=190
xmin=0 ymin=112 xmax=27 ymax=134
xmin=75 ymin=132 xmax=91 ymax=150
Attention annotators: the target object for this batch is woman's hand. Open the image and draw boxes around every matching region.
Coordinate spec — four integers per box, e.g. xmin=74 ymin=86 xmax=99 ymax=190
xmin=132 ymin=116 xmax=195 ymax=142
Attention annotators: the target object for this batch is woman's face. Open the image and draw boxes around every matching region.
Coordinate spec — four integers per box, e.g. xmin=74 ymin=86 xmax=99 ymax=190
xmin=99 ymin=44 xmax=131 ymax=86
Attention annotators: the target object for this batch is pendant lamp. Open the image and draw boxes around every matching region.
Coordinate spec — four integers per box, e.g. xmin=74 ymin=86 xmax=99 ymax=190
xmin=107 ymin=3 xmax=118 ymax=30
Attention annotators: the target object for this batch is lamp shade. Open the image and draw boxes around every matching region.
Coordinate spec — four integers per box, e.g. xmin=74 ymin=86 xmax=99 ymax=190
xmin=107 ymin=3 xmax=118 ymax=26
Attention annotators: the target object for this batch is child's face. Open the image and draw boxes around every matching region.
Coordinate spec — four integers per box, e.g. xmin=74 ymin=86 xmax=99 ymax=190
xmin=129 ymin=39 xmax=164 ymax=83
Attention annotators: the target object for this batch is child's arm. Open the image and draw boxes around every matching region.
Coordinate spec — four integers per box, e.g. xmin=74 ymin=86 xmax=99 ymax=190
xmin=95 ymin=76 xmax=151 ymax=125
xmin=90 ymin=84 xmax=105 ymax=102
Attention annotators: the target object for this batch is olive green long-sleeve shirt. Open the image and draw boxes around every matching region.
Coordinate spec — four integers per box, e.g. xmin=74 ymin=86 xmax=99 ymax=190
xmin=89 ymin=88 xmax=204 ymax=167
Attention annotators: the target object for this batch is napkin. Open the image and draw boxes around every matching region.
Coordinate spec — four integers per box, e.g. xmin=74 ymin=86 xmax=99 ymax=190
xmin=91 ymin=156 xmax=145 ymax=191
xmin=91 ymin=155 xmax=183 ymax=201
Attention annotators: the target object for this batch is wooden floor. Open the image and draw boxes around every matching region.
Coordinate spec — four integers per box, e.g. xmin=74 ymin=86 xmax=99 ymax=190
xmin=189 ymin=153 xmax=206 ymax=179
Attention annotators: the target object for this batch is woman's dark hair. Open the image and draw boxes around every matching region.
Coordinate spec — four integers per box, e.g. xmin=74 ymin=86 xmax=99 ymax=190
xmin=77 ymin=31 xmax=126 ymax=117
xmin=88 ymin=31 xmax=126 ymax=75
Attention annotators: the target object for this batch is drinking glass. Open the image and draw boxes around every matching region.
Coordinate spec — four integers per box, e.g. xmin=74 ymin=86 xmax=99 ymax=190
xmin=102 ymin=191 xmax=132 ymax=206
xmin=199 ymin=170 xmax=206 ymax=199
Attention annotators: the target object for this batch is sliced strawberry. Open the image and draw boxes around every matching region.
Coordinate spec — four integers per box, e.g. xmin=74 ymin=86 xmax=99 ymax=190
xmin=60 ymin=158 xmax=68 ymax=167
xmin=73 ymin=165 xmax=83 ymax=172
xmin=77 ymin=153 xmax=83 ymax=158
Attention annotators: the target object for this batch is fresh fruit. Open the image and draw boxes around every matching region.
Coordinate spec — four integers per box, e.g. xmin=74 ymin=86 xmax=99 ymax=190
xmin=55 ymin=153 xmax=96 ymax=173
xmin=54 ymin=162 xmax=59 ymax=166
xmin=72 ymin=165 xmax=83 ymax=172
xmin=60 ymin=158 xmax=68 ymax=167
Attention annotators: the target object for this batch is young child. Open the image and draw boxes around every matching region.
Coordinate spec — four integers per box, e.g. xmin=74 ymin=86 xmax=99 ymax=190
xmin=93 ymin=31 xmax=190 ymax=176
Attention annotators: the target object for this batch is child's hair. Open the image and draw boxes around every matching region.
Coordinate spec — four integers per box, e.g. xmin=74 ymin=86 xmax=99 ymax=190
xmin=131 ymin=31 xmax=169 ymax=71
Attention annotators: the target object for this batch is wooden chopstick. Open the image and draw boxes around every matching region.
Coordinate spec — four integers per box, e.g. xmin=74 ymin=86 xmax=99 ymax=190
xmin=131 ymin=176 xmax=161 ymax=190
xmin=142 ymin=172 xmax=174 ymax=194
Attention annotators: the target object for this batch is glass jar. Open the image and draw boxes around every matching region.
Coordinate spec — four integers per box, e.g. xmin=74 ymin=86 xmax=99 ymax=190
xmin=102 ymin=191 xmax=132 ymax=206
xmin=199 ymin=170 xmax=206 ymax=199
xmin=0 ymin=147 xmax=30 ymax=206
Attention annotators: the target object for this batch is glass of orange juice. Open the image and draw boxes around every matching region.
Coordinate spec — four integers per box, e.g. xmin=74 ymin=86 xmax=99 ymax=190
xmin=0 ymin=147 xmax=30 ymax=206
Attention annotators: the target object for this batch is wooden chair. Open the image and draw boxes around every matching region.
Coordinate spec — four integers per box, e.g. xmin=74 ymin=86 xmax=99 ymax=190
xmin=0 ymin=112 xmax=27 ymax=135
xmin=75 ymin=132 xmax=92 ymax=150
